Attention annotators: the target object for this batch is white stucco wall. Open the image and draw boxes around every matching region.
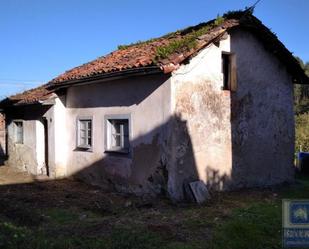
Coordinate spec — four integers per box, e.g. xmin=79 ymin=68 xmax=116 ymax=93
xmin=53 ymin=97 xmax=68 ymax=177
xmin=35 ymin=120 xmax=45 ymax=174
xmin=169 ymin=35 xmax=233 ymax=199
xmin=64 ymin=74 xmax=172 ymax=194
xmin=38 ymin=97 xmax=68 ymax=178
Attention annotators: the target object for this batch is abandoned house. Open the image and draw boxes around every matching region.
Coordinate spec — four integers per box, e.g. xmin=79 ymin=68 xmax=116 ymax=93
xmin=1 ymin=10 xmax=308 ymax=201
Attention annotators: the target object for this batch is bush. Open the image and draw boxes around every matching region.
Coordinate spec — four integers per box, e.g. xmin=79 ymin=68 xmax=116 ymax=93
xmin=295 ymin=113 xmax=309 ymax=152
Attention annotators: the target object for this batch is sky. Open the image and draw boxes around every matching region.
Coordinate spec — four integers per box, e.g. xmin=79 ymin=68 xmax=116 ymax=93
xmin=0 ymin=0 xmax=308 ymax=98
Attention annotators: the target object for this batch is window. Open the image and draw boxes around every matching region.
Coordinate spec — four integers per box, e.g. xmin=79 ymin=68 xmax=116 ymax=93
xmin=222 ymin=53 xmax=230 ymax=90
xmin=222 ymin=52 xmax=237 ymax=91
xmin=77 ymin=118 xmax=92 ymax=149
xmin=14 ymin=121 xmax=23 ymax=144
xmin=105 ymin=115 xmax=130 ymax=153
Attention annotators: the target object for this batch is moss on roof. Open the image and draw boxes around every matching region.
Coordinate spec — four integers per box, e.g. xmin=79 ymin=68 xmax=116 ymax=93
xmin=117 ymin=15 xmax=226 ymax=60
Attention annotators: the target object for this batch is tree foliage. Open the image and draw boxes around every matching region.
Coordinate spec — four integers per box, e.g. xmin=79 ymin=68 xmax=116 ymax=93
xmin=295 ymin=57 xmax=309 ymax=152
xmin=296 ymin=113 xmax=309 ymax=152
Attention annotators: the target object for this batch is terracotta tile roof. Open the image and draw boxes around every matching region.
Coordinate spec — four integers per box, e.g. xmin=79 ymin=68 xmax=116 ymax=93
xmin=49 ymin=21 xmax=233 ymax=84
xmin=2 ymin=10 xmax=308 ymax=108
xmin=1 ymin=83 xmax=53 ymax=106
xmin=48 ymin=10 xmax=309 ymax=86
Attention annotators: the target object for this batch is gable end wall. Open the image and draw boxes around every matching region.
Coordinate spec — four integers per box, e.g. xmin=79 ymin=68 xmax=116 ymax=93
xmin=229 ymin=29 xmax=294 ymax=187
xmin=169 ymin=29 xmax=294 ymax=200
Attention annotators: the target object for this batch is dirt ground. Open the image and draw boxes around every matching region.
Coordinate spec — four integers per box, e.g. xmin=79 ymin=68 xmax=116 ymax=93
xmin=0 ymin=166 xmax=36 ymax=184
xmin=0 ymin=165 xmax=274 ymax=227
xmin=0 ymin=165 xmax=148 ymax=217
xmin=0 ymin=165 xmax=275 ymax=212
xmin=0 ymin=165 xmax=304 ymax=249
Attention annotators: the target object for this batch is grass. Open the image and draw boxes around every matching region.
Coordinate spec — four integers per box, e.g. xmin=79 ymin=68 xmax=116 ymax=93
xmin=43 ymin=208 xmax=79 ymax=224
xmin=208 ymin=174 xmax=309 ymax=249
xmin=0 ymin=174 xmax=309 ymax=249
xmin=209 ymin=203 xmax=282 ymax=249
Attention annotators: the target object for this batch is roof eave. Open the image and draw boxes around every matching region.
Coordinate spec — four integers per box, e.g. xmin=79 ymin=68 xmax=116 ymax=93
xmin=0 ymin=94 xmax=56 ymax=109
xmin=48 ymin=66 xmax=164 ymax=90
xmin=0 ymin=100 xmax=42 ymax=108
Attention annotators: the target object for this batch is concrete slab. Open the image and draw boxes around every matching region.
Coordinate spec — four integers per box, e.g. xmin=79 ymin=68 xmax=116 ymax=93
xmin=189 ymin=180 xmax=210 ymax=204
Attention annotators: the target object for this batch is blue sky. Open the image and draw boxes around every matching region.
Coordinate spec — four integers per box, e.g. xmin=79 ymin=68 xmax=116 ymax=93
xmin=0 ymin=0 xmax=308 ymax=98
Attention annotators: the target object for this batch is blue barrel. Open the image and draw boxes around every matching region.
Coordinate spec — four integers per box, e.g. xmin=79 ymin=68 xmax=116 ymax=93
xmin=299 ymin=152 xmax=309 ymax=174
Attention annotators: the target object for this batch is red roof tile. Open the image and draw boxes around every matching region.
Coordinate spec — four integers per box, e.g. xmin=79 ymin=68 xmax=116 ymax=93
xmin=2 ymin=10 xmax=308 ymax=107
xmin=3 ymin=84 xmax=53 ymax=106
xmin=48 ymin=10 xmax=308 ymax=86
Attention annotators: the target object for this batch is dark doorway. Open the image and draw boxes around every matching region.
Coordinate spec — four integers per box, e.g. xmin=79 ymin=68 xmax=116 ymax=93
xmin=43 ymin=118 xmax=49 ymax=176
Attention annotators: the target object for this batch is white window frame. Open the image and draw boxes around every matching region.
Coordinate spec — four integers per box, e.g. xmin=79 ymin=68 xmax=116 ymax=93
xmin=13 ymin=120 xmax=23 ymax=144
xmin=104 ymin=114 xmax=131 ymax=154
xmin=76 ymin=117 xmax=93 ymax=150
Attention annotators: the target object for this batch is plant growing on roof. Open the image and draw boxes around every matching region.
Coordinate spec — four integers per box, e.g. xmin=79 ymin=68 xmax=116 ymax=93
xmin=214 ymin=15 xmax=225 ymax=26
xmin=117 ymin=38 xmax=158 ymax=50
xmin=117 ymin=14 xmax=226 ymax=60
xmin=155 ymin=15 xmax=225 ymax=60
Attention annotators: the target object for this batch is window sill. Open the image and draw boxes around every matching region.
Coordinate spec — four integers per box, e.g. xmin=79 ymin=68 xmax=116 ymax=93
xmin=75 ymin=146 xmax=93 ymax=152
xmin=105 ymin=148 xmax=130 ymax=154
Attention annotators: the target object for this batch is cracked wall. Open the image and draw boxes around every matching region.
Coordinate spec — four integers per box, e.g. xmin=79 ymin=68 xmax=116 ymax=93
xmin=169 ymin=35 xmax=232 ymax=200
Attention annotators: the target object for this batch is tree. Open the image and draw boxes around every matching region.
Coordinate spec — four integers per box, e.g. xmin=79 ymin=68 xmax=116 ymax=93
xmin=294 ymin=57 xmax=309 ymax=152
xmin=296 ymin=113 xmax=309 ymax=152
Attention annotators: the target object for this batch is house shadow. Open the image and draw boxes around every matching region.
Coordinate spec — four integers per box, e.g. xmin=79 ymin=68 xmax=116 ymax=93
xmin=59 ymin=74 xmax=235 ymax=199
xmin=55 ymin=73 xmax=200 ymax=201
xmin=205 ymin=166 xmax=229 ymax=191
xmin=70 ymin=113 xmax=200 ymax=202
